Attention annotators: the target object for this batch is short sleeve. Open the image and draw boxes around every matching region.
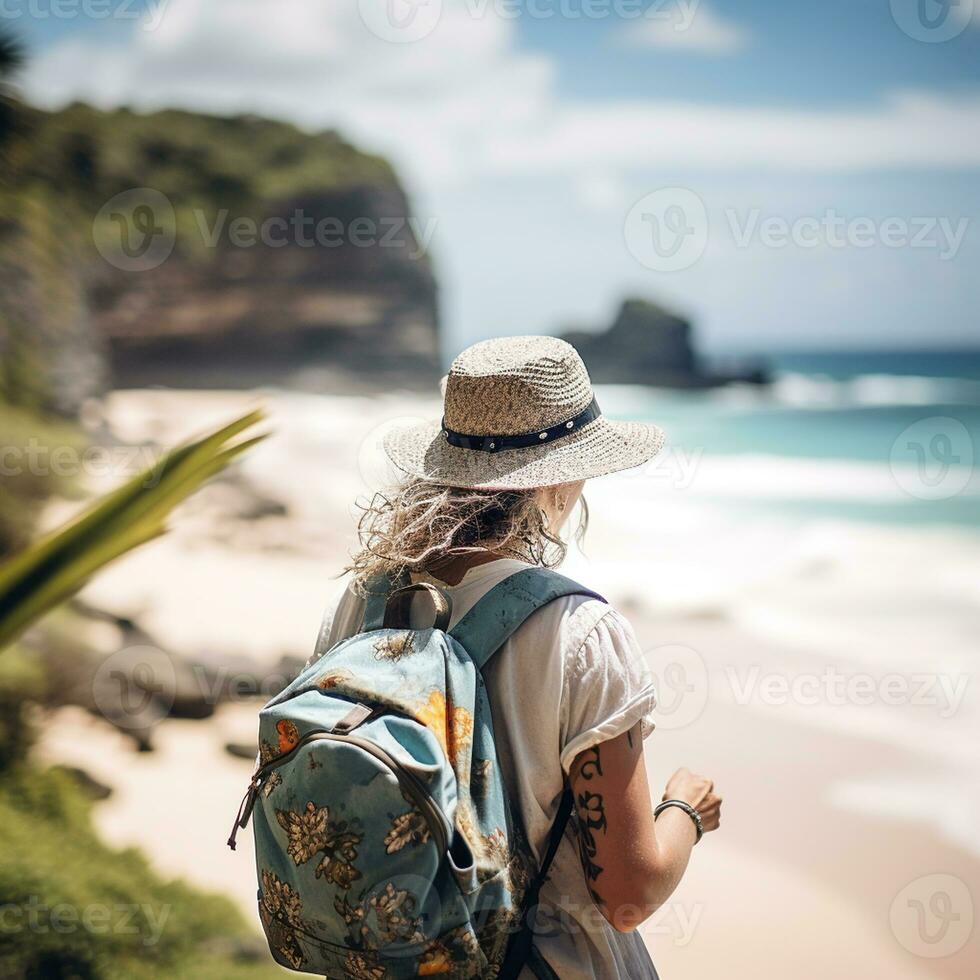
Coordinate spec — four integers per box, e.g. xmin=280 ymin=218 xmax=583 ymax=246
xmin=559 ymin=608 xmax=657 ymax=775
xmin=305 ymin=580 xmax=367 ymax=668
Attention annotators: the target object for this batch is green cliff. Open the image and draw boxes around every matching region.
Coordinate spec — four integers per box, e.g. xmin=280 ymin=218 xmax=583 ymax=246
xmin=1 ymin=103 xmax=440 ymax=411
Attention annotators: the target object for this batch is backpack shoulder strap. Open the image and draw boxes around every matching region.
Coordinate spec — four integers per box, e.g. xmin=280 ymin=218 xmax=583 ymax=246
xmin=455 ymin=568 xmax=603 ymax=978
xmin=499 ymin=788 xmax=574 ymax=980
xmin=360 ymin=569 xmax=411 ymax=631
xmin=449 ymin=567 xmax=604 ymax=670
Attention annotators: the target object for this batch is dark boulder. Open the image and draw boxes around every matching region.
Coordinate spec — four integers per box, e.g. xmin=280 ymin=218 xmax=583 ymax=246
xmin=561 ymin=298 xmax=768 ymax=388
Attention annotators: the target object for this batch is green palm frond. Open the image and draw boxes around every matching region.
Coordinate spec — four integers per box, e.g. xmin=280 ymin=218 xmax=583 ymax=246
xmin=0 ymin=35 xmax=23 ymax=76
xmin=0 ymin=407 xmax=268 ymax=651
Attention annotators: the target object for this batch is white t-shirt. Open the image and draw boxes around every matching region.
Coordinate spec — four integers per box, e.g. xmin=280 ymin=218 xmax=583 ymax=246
xmin=314 ymin=559 xmax=659 ymax=980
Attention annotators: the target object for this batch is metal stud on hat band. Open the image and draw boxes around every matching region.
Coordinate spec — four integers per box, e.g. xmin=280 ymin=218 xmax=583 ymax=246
xmin=442 ymin=397 xmax=601 ymax=454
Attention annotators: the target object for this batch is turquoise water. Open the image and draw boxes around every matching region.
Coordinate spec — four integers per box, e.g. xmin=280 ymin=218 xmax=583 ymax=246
xmin=601 ymin=350 xmax=980 ymax=529
xmin=631 ymin=399 xmax=980 ymax=464
xmin=768 ymin=350 xmax=980 ymax=382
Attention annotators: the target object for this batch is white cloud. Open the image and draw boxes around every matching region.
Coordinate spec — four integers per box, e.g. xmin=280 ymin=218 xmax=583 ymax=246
xmin=480 ymin=90 xmax=980 ymax=176
xmin=21 ymin=0 xmax=980 ymax=196
xmin=23 ymin=0 xmax=553 ymax=190
xmin=613 ymin=2 xmax=749 ymax=53
xmin=573 ymin=173 xmax=628 ymax=212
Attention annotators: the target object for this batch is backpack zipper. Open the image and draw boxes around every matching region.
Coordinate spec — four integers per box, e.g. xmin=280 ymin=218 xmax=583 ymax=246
xmin=228 ymin=727 xmax=451 ymax=856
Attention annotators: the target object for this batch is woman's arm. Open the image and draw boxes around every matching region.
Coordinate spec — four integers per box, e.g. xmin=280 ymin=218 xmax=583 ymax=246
xmin=568 ymin=722 xmax=721 ymax=932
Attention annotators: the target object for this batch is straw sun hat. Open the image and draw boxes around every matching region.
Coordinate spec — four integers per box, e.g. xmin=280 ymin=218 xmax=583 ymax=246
xmin=383 ymin=335 xmax=665 ymax=490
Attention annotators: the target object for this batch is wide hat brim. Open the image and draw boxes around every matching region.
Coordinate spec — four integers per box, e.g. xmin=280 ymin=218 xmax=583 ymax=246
xmin=383 ymin=415 xmax=666 ymax=490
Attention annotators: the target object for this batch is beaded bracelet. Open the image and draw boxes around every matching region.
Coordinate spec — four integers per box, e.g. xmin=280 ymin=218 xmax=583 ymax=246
xmin=654 ymin=799 xmax=704 ymax=844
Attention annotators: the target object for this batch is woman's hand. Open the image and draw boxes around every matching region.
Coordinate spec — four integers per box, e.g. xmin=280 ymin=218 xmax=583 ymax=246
xmin=663 ymin=767 xmax=722 ymax=833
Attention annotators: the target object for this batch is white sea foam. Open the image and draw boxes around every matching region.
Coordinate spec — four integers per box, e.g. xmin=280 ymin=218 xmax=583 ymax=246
xmin=774 ymin=372 xmax=980 ymax=408
xmin=769 ymin=372 xmax=980 ymax=407
xmin=583 ymin=468 xmax=980 ymax=661
xmin=583 ymin=467 xmax=980 ymax=845
xmin=656 ymin=452 xmax=980 ymax=502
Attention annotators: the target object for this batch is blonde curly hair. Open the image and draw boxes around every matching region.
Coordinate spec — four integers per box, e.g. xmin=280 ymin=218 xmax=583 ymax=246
xmin=346 ymin=479 xmax=587 ymax=589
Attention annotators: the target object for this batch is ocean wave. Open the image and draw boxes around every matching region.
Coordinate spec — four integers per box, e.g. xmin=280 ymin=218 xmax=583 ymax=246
xmin=618 ymin=451 xmax=980 ymax=503
xmin=596 ymin=372 xmax=980 ymax=408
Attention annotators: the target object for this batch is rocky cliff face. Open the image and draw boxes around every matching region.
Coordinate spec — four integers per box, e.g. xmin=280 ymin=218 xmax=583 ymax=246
xmin=562 ymin=298 xmax=767 ymax=388
xmin=1 ymin=104 xmax=440 ymax=411
xmin=91 ymin=181 xmax=439 ymax=389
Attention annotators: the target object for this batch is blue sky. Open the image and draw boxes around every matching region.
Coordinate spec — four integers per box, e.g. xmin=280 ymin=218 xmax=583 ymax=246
xmin=520 ymin=0 xmax=980 ymax=103
xmin=12 ymin=0 xmax=980 ymax=356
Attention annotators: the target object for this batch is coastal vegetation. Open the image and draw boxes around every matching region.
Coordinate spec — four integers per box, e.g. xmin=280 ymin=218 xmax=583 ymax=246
xmin=0 ymin=407 xmax=278 ymax=979
xmin=0 ymin=35 xmax=291 ymax=975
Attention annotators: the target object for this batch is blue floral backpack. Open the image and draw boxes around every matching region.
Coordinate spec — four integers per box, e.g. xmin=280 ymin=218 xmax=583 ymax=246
xmin=229 ymin=567 xmax=603 ymax=979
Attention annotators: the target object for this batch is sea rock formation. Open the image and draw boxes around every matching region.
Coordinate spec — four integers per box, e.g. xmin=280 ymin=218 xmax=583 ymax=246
xmin=561 ymin=298 xmax=767 ymax=388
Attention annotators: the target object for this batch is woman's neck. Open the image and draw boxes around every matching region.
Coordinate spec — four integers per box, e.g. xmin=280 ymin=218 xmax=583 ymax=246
xmin=425 ymin=549 xmax=504 ymax=586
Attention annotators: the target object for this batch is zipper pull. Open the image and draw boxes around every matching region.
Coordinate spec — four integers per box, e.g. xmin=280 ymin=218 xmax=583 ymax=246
xmin=227 ymin=777 xmax=260 ymax=850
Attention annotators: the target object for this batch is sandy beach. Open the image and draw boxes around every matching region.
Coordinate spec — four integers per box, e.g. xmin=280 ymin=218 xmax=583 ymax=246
xmin=38 ymin=386 xmax=979 ymax=979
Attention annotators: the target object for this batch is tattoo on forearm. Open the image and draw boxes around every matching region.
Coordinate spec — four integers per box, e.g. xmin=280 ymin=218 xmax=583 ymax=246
xmin=626 ymin=728 xmax=634 ymax=750
xmin=575 ymin=789 xmax=608 ymax=904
